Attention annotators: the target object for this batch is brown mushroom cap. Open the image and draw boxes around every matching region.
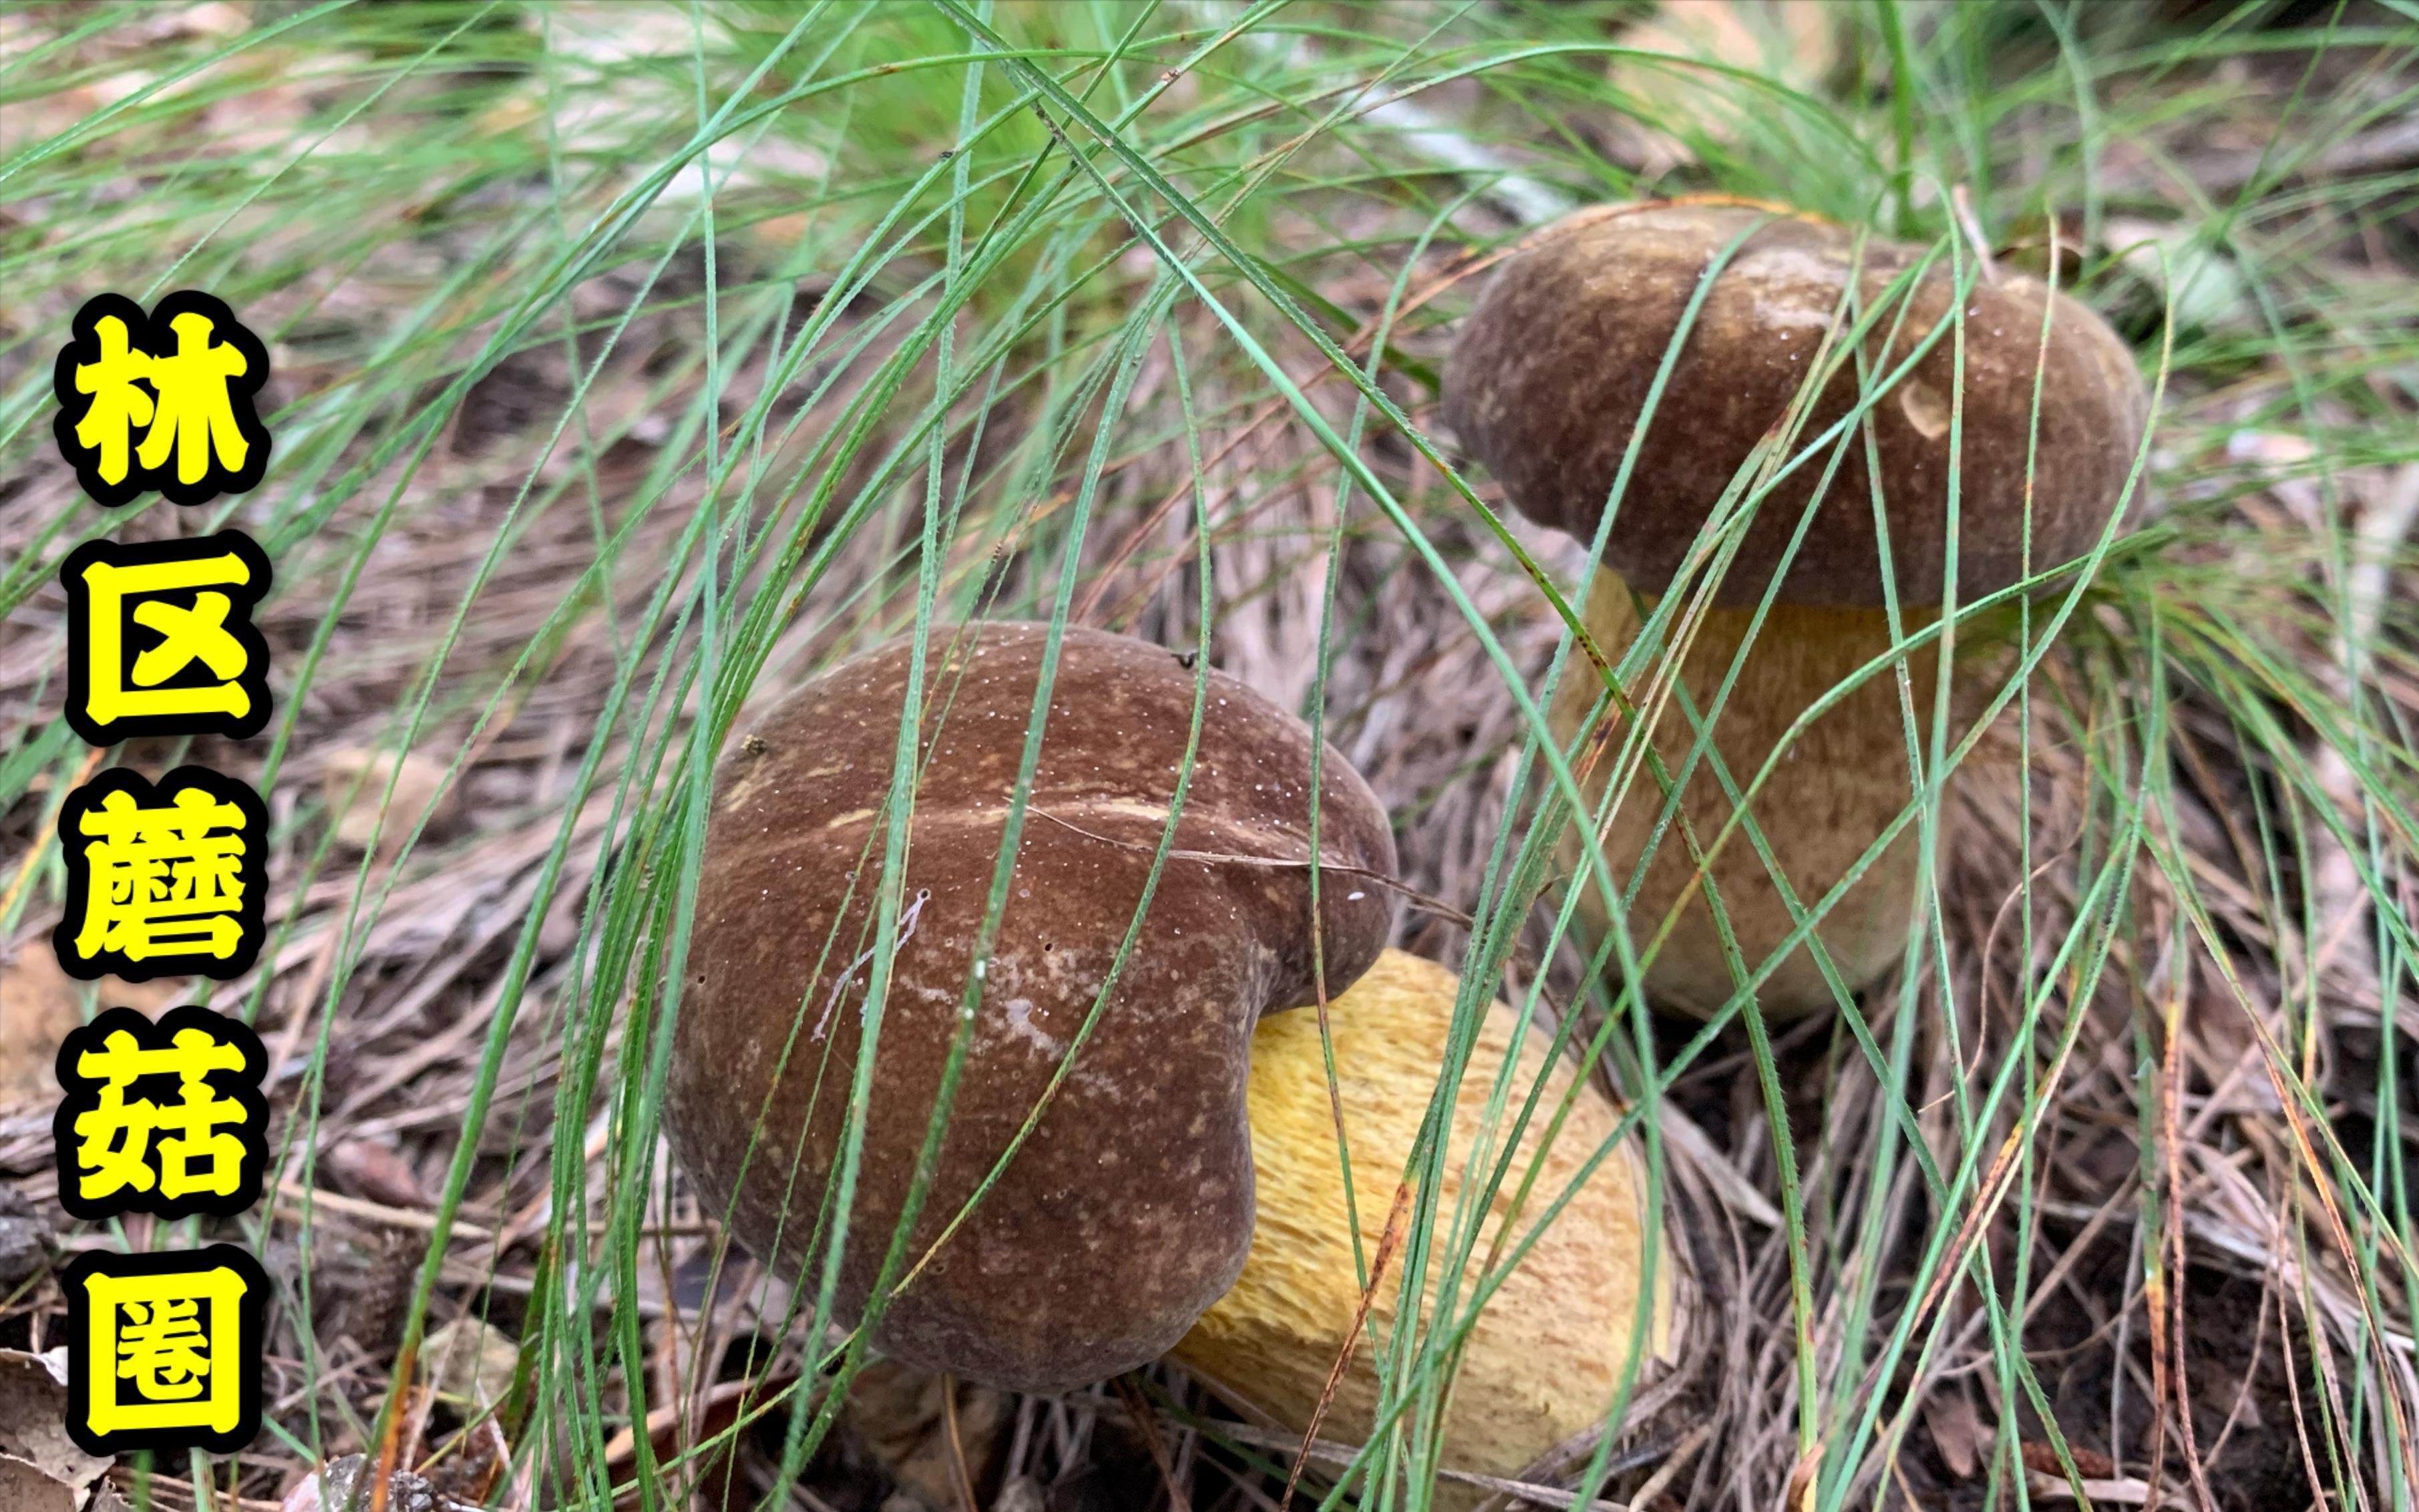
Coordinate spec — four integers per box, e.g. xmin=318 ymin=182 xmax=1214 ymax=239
xmin=1443 ymin=201 xmax=2149 ymax=608
xmin=665 ymin=622 xmax=1398 ymax=1392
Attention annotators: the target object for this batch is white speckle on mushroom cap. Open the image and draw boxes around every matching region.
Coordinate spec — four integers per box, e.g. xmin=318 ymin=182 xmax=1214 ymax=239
xmin=1002 ymin=997 xmax=1063 ymax=1057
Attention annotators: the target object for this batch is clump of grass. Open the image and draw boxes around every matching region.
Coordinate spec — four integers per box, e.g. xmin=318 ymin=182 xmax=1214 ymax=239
xmin=1 ymin=3 xmax=2414 ymax=1509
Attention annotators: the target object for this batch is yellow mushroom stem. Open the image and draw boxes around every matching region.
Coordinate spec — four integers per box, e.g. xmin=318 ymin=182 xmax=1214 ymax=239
xmin=1172 ymin=950 xmax=1683 ymax=1503
xmin=1553 ymin=572 xmax=2002 ymax=1018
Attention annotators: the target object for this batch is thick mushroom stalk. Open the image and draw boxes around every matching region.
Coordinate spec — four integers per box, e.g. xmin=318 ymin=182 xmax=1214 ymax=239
xmin=667 ymin=623 xmax=1397 ymax=1392
xmin=1172 ymin=950 xmax=1683 ymax=1503
xmin=1549 ymin=588 xmax=1953 ymax=1015
xmin=1445 ymin=201 xmax=2147 ymax=1015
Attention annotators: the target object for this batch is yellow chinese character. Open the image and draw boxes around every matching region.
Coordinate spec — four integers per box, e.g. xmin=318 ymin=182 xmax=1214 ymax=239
xmin=136 ymin=309 xmax=254 ymax=487
xmin=118 ymin=1296 xmax=210 ymax=1400
xmin=63 ymin=532 xmax=273 ymax=743
xmin=65 ymin=307 xmax=154 ymax=489
xmin=65 ymin=1246 xmax=264 ymax=1455
xmin=55 ymin=768 xmax=266 ymax=982
xmin=71 ymin=787 xmax=246 ymax=964
xmin=56 ymin=1005 xmax=266 ymax=1219
xmin=52 ymin=291 xmax=270 ymax=507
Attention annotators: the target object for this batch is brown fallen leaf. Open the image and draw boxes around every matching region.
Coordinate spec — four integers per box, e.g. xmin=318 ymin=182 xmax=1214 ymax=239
xmin=421 ymin=1316 xmax=519 ymax=1412
xmin=320 ymin=747 xmax=454 ymax=856
xmin=1922 ymin=1387 xmax=1984 ymax=1479
xmin=325 ymin=1136 xmax=429 ymax=1211
xmin=0 ymin=1349 xmax=110 ymax=1512
xmin=0 ymin=1456 xmax=83 ymax=1512
xmin=845 ymin=1358 xmax=1011 ymax=1510
xmin=0 ymin=952 xmax=75 ymax=1105
xmin=0 ymin=943 xmax=186 ymax=1104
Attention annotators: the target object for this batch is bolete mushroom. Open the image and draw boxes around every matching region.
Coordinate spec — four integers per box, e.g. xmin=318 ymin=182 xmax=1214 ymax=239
xmin=1443 ymin=201 xmax=2148 ymax=1014
xmin=1172 ymin=949 xmax=1684 ymax=1502
xmin=665 ymin=622 xmax=1397 ymax=1392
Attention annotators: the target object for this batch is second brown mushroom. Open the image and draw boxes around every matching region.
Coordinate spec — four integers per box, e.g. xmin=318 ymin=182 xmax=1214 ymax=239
xmin=1445 ymin=201 xmax=2148 ymax=1014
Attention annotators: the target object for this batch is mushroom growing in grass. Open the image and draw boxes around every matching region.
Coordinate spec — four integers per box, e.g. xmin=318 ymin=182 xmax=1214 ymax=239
xmin=1172 ymin=949 xmax=1686 ymax=1504
xmin=665 ymin=622 xmax=1397 ymax=1392
xmin=1443 ymin=201 xmax=2148 ymax=1015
